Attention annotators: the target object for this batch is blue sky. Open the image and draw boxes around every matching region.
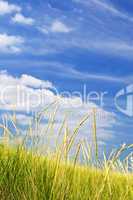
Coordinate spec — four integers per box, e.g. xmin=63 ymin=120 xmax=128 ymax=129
xmin=0 ymin=0 xmax=133 ymax=152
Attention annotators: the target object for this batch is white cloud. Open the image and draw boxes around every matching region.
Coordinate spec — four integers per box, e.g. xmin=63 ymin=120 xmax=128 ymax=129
xmin=12 ymin=13 xmax=35 ymax=26
xmin=51 ymin=20 xmax=72 ymax=33
xmin=39 ymin=20 xmax=72 ymax=34
xmin=0 ymin=70 xmax=55 ymax=112
xmin=0 ymin=70 xmax=116 ymax=143
xmin=20 ymin=74 xmax=53 ymax=89
xmin=0 ymin=33 xmax=24 ymax=53
xmin=0 ymin=0 xmax=21 ymax=15
xmin=0 ymin=70 xmax=53 ymax=89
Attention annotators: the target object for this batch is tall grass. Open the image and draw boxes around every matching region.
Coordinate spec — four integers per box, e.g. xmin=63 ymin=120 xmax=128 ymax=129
xmin=0 ymin=107 xmax=133 ymax=200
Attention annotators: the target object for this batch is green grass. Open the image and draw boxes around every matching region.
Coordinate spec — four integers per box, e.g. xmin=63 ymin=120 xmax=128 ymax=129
xmin=0 ymin=108 xmax=133 ymax=199
xmin=0 ymin=145 xmax=132 ymax=200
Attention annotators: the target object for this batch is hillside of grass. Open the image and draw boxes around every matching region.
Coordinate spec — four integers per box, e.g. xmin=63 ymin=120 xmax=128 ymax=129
xmin=0 ymin=145 xmax=132 ymax=200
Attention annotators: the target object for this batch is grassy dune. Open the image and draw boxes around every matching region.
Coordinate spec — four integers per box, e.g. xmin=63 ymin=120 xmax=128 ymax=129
xmin=0 ymin=145 xmax=133 ymax=200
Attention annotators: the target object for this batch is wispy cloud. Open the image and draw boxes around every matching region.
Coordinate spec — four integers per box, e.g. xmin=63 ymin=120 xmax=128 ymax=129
xmin=27 ymin=31 xmax=133 ymax=59
xmin=75 ymin=39 xmax=133 ymax=59
xmin=0 ymin=0 xmax=21 ymax=15
xmin=92 ymin=0 xmax=124 ymax=15
xmin=12 ymin=60 xmax=131 ymax=84
xmin=12 ymin=13 xmax=35 ymax=26
xmin=75 ymin=0 xmax=133 ymax=22
xmin=2 ymin=58 xmax=131 ymax=83
xmin=35 ymin=61 xmax=130 ymax=84
xmin=92 ymin=0 xmax=133 ymax=22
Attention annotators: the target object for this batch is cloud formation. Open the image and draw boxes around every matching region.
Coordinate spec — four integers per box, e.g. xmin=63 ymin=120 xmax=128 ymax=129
xmin=0 ymin=0 xmax=21 ymax=15
xmin=0 ymin=70 xmax=116 ymax=143
xmin=12 ymin=13 xmax=35 ymax=25
xmin=39 ymin=20 xmax=72 ymax=34
xmin=51 ymin=20 xmax=72 ymax=33
xmin=20 ymin=74 xmax=53 ymax=89
xmin=0 ymin=33 xmax=24 ymax=53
